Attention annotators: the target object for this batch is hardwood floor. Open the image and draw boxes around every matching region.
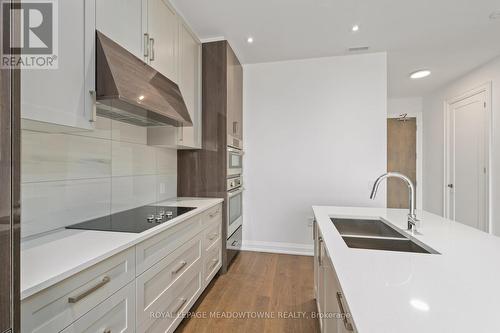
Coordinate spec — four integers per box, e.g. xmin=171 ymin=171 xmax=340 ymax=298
xmin=176 ymin=251 xmax=320 ymax=333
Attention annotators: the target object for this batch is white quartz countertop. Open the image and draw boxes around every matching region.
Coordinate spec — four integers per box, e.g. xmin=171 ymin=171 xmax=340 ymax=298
xmin=21 ymin=197 xmax=223 ymax=300
xmin=312 ymin=206 xmax=500 ymax=333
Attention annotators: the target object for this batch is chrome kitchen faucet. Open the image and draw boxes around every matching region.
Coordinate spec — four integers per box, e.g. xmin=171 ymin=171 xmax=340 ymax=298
xmin=370 ymin=172 xmax=419 ymax=232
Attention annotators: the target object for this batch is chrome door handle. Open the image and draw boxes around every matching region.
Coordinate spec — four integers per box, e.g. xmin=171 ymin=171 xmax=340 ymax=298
xmin=172 ymin=297 xmax=187 ymax=314
xmin=68 ymin=276 xmax=111 ymax=303
xmin=143 ymin=33 xmax=149 ymax=59
xmin=231 ymin=240 xmax=238 ymax=246
xmin=149 ymin=38 xmax=155 ymax=61
xmin=336 ymin=292 xmax=354 ymax=331
xmin=447 ymin=184 xmax=454 ymax=189
xmin=171 ymin=261 xmax=187 ymax=274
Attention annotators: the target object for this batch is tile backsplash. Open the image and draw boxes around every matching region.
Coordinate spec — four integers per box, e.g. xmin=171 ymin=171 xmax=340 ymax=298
xmin=21 ymin=117 xmax=177 ymax=238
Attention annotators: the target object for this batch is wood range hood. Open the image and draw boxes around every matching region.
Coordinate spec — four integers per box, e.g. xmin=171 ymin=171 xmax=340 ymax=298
xmin=95 ymin=31 xmax=192 ymax=127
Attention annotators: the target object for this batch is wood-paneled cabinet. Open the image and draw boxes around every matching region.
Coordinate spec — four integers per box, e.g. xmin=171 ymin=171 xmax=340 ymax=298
xmin=226 ymin=45 xmax=243 ymax=141
xmin=21 ymin=0 xmax=96 ymax=131
xmin=314 ymin=223 xmax=357 ymax=333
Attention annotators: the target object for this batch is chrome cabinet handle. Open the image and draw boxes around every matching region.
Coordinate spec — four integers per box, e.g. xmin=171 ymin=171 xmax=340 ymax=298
xmin=143 ymin=33 xmax=149 ymax=59
xmin=208 ymin=232 xmax=218 ymax=240
xmin=89 ymin=90 xmax=97 ymax=122
xmin=149 ymin=38 xmax=155 ymax=61
xmin=172 ymin=297 xmax=187 ymax=314
xmin=68 ymin=276 xmax=111 ymax=303
xmin=171 ymin=261 xmax=187 ymax=274
xmin=210 ymin=258 xmax=219 ymax=269
xmin=231 ymin=240 xmax=238 ymax=246
xmin=318 ymin=236 xmax=323 ymax=266
xmin=209 ymin=209 xmax=220 ymax=218
xmin=336 ymin=292 xmax=354 ymax=331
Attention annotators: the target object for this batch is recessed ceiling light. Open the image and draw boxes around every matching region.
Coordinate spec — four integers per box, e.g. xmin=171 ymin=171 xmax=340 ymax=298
xmin=410 ymin=299 xmax=430 ymax=312
xmin=410 ymin=69 xmax=431 ymax=79
xmin=247 ymin=37 xmax=254 ymax=44
xmin=490 ymin=10 xmax=500 ymax=20
xmin=351 ymin=25 xmax=360 ymax=32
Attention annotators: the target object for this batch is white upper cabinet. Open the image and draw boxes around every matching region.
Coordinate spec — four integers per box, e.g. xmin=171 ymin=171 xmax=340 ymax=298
xmin=21 ymin=0 xmax=96 ymax=131
xmin=146 ymin=0 xmax=178 ymax=83
xmin=147 ymin=14 xmax=202 ymax=150
xmin=96 ymin=0 xmax=144 ymax=59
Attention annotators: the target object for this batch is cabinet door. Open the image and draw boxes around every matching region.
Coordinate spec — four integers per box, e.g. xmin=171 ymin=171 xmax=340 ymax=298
xmin=323 ymin=248 xmax=341 ymax=333
xmin=21 ymin=0 xmax=95 ymax=131
xmin=147 ymin=0 xmax=178 ymax=82
xmin=226 ymin=44 xmax=243 ymax=140
xmin=177 ymin=21 xmax=201 ymax=149
xmin=96 ymin=0 xmax=145 ymax=58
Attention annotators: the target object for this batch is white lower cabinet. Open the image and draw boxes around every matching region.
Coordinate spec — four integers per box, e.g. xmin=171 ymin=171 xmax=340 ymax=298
xmin=314 ymin=223 xmax=357 ymax=333
xmin=22 ymin=203 xmax=223 ymax=333
xmin=60 ymin=282 xmax=136 ymax=333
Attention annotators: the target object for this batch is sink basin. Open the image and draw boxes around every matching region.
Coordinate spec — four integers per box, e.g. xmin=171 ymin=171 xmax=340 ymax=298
xmin=331 ymin=218 xmax=406 ymax=239
xmin=341 ymin=236 xmax=438 ymax=254
xmin=331 ymin=217 xmax=440 ymax=254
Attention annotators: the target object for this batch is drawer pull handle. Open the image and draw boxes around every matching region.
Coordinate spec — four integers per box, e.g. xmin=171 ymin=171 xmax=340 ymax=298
xmin=171 ymin=261 xmax=187 ymax=274
xmin=209 ymin=210 xmax=219 ymax=218
xmin=336 ymin=292 xmax=354 ymax=331
xmin=172 ymin=297 xmax=187 ymax=314
xmin=208 ymin=232 xmax=218 ymax=240
xmin=103 ymin=329 xmax=111 ymax=333
xmin=68 ymin=276 xmax=111 ymax=304
xmin=210 ymin=258 xmax=219 ymax=269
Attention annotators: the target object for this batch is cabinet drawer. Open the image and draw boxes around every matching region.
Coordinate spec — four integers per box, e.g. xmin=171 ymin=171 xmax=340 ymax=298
xmin=202 ymin=204 xmax=222 ymax=226
xmin=203 ymin=242 xmax=221 ymax=286
xmin=136 ymin=234 xmax=202 ymax=330
xmin=136 ymin=214 xmax=203 ymax=275
xmin=21 ymin=248 xmax=135 ymax=333
xmin=60 ymin=282 xmax=135 ymax=333
xmin=203 ymin=219 xmax=221 ymax=251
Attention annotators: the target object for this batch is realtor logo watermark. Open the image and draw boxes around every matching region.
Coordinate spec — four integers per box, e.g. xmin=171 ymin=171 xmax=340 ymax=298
xmin=2 ymin=0 xmax=58 ymax=69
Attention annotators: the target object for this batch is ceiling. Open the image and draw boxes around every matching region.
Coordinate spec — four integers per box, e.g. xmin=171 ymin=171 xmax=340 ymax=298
xmin=171 ymin=0 xmax=500 ymax=98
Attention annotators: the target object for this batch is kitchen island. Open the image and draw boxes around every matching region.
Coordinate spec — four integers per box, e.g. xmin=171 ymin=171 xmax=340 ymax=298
xmin=312 ymin=206 xmax=500 ymax=333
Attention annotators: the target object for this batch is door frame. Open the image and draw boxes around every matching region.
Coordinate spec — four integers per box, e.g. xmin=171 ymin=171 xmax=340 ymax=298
xmin=443 ymin=82 xmax=492 ymax=232
xmin=387 ymin=113 xmax=423 ymax=210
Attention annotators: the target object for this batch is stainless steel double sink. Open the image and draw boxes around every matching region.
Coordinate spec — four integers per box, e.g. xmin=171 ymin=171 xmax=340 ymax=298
xmin=331 ymin=218 xmax=439 ymax=254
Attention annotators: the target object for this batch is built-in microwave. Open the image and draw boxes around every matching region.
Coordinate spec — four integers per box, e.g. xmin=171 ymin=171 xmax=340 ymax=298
xmin=227 ymin=147 xmax=243 ymax=177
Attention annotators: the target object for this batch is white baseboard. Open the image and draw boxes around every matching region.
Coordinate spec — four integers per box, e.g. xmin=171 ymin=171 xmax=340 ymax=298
xmin=241 ymin=240 xmax=313 ymax=256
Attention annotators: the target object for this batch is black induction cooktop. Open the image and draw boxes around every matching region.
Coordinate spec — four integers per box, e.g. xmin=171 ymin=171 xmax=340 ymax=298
xmin=66 ymin=205 xmax=196 ymax=233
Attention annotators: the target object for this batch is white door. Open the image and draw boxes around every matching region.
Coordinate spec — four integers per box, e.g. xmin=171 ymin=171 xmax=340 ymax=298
xmin=147 ymin=0 xmax=178 ymax=82
xmin=446 ymin=90 xmax=489 ymax=232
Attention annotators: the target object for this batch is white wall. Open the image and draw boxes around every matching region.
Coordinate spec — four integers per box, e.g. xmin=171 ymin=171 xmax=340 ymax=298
xmin=21 ymin=117 xmax=177 ymax=238
xmin=387 ymin=97 xmax=424 ymax=209
xmin=243 ymin=53 xmax=388 ymax=255
xmin=422 ymin=55 xmax=500 ymax=235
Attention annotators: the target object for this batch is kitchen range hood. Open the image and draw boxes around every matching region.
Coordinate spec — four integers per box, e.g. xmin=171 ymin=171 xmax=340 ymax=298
xmin=95 ymin=31 xmax=192 ymax=127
